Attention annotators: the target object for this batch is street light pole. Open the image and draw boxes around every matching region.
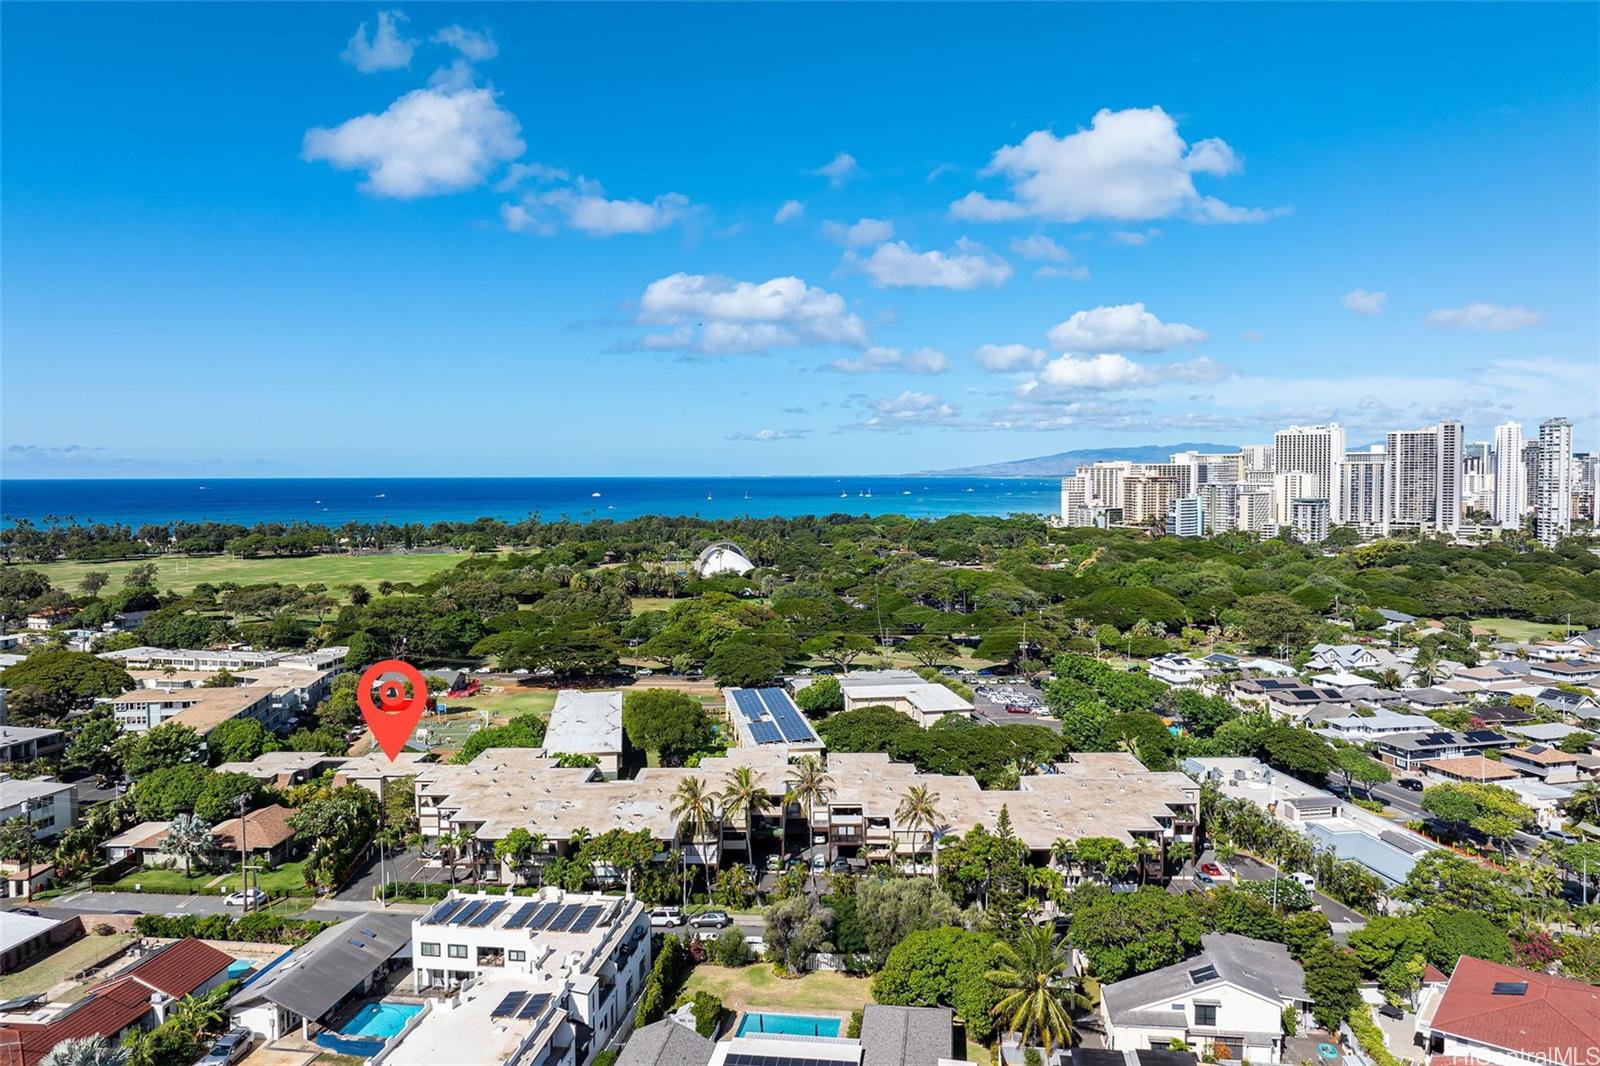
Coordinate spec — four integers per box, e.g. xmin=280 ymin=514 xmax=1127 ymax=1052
xmin=235 ymin=793 xmax=250 ymax=913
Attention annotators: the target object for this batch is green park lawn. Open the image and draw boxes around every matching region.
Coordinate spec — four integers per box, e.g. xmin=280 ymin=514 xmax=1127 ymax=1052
xmin=1470 ymin=616 xmax=1573 ymax=641
xmin=0 ymin=932 xmax=135 ymax=1000
xmin=452 ymin=685 xmax=557 ymax=720
xmin=682 ymin=964 xmax=873 ymax=1017
xmin=18 ymin=552 xmax=473 ymax=600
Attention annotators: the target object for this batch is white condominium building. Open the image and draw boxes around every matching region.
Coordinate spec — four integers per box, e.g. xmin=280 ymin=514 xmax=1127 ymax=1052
xmin=1272 ymin=469 xmax=1315 ymax=525
xmin=1462 ymin=442 xmax=1493 ymax=517
xmin=1085 ymin=461 xmax=1134 ymax=510
xmin=1537 ymin=417 xmax=1574 ymax=548
xmin=1383 ymin=420 xmax=1463 ymax=534
xmin=1493 ymin=421 xmax=1526 ymax=528
xmin=1240 ymin=444 xmax=1274 ymax=476
xmin=1290 ymin=498 xmax=1330 ymax=543
xmin=1167 ymin=495 xmax=1206 ymax=538
xmin=1123 ymin=474 xmax=1182 ymax=526
xmin=1273 ymin=424 xmax=1346 ymax=504
xmin=1060 ymin=475 xmax=1089 ymax=525
xmin=1335 ymin=448 xmax=1386 ymax=532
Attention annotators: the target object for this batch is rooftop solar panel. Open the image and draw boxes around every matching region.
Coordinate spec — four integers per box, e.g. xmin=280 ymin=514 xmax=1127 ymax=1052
xmin=469 ymin=900 xmax=507 ymax=927
xmin=524 ymin=902 xmax=562 ymax=931
xmin=749 ymin=721 xmax=782 ymax=744
xmin=547 ymin=903 xmax=583 ymax=932
xmin=426 ymin=899 xmax=465 ymax=924
xmin=504 ymin=901 xmax=539 ymax=930
xmin=568 ymin=905 xmax=603 ymax=934
xmin=450 ymin=900 xmax=486 ymax=926
xmin=490 ymin=992 xmax=528 ymax=1019
xmin=515 ymin=993 xmax=552 ymax=1020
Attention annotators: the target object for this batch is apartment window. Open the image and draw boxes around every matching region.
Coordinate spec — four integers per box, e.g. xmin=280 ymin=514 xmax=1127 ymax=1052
xmin=1194 ymin=1003 xmax=1218 ymax=1027
xmin=419 ymin=943 xmax=440 ymax=957
xmin=508 ymin=950 xmax=525 ymax=962
xmin=447 ymin=944 xmax=467 ymax=959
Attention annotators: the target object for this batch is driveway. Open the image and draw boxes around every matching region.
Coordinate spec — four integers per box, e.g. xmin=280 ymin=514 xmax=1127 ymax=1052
xmin=335 ymin=846 xmax=454 ymax=902
xmin=1229 ymin=855 xmax=1367 ymax=928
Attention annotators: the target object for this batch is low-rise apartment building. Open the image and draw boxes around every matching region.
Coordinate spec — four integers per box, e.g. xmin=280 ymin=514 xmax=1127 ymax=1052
xmin=544 ymin=690 xmax=625 ymax=778
xmin=108 ymin=685 xmax=282 ymax=735
xmin=0 ymin=725 xmax=65 ymax=765
xmin=833 ymin=670 xmax=974 ymax=726
xmin=0 ymin=775 xmax=77 ymax=840
xmin=407 ymin=888 xmax=650 ymax=1066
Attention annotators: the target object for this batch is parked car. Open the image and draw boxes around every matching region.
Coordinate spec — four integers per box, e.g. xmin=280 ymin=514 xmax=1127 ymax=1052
xmin=765 ymin=854 xmax=783 ymax=872
xmin=223 ymin=888 xmax=266 ymax=908
xmin=1199 ymin=862 xmax=1225 ymax=879
xmin=199 ymin=1028 xmax=254 ymax=1066
xmin=1376 ymin=1004 xmax=1405 ymax=1020
xmin=1194 ymin=870 xmax=1214 ymax=886
xmin=648 ymin=907 xmax=684 ymax=928
xmin=1399 ymin=777 xmax=1424 ymax=792
xmin=810 ymin=854 xmax=827 ymax=873
xmin=1543 ymin=829 xmax=1580 ymax=844
xmin=688 ymin=910 xmax=731 ymax=929
xmin=1006 ymin=706 xmax=1032 ymax=714
xmin=636 ymin=667 xmax=653 ymax=676
xmin=1291 ymin=872 xmax=1315 ymax=889
xmin=830 ymin=858 xmax=851 ymax=874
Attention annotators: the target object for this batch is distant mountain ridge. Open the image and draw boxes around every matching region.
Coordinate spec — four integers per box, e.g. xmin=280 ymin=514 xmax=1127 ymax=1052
xmin=917 ymin=442 xmax=1240 ymax=478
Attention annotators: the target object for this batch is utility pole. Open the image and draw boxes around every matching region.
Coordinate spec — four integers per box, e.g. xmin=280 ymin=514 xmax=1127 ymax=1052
xmin=235 ymin=793 xmax=251 ymax=913
xmin=377 ymin=777 xmax=389 ymax=908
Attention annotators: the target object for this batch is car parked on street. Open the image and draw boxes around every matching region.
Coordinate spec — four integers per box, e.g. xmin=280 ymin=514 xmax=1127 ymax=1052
xmin=223 ymin=888 xmax=266 ymax=908
xmin=1200 ymin=862 xmax=1225 ymax=879
xmin=688 ymin=910 xmax=731 ymax=929
xmin=648 ymin=907 xmax=684 ymax=928
xmin=1399 ymin=777 xmax=1424 ymax=792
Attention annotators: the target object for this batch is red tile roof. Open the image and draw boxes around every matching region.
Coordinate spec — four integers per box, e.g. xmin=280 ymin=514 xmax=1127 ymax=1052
xmin=0 ymin=939 xmax=232 ymax=1066
xmin=1430 ymin=956 xmax=1600 ymax=1061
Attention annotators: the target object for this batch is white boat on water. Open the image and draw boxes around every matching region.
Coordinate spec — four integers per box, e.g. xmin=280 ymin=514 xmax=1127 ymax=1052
xmin=375 ymin=493 xmax=386 ymax=498
xmin=591 ymin=492 xmax=602 ymax=497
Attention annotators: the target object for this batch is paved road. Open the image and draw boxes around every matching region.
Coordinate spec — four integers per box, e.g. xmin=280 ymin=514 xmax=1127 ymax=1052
xmin=1341 ymin=779 xmax=1542 ymax=853
xmin=1228 ymin=855 xmax=1367 ymax=927
xmin=6 ymin=890 xmax=236 ymax=917
xmin=336 ymin=846 xmax=454 ymax=903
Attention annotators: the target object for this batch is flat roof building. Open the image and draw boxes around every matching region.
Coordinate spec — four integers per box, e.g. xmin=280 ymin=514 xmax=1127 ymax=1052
xmin=833 ymin=670 xmax=973 ymax=727
xmin=725 ymin=687 xmax=823 ymax=753
xmin=545 ymin=690 xmax=625 ymax=778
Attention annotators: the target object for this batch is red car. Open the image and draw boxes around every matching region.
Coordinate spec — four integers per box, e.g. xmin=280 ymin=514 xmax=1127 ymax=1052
xmin=1199 ymin=862 xmax=1225 ymax=878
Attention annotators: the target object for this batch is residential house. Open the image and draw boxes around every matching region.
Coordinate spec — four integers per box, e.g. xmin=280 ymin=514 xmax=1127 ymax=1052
xmin=1306 ymin=644 xmax=1381 ymax=673
xmin=1414 ymin=956 xmax=1600 ymax=1066
xmin=1535 ymin=688 xmax=1600 ymax=721
xmin=1399 ymin=688 xmax=1470 ymax=714
xmin=1147 ymin=655 xmax=1212 ymax=687
xmin=1316 ymin=713 xmax=1440 ymax=742
xmin=1531 ymin=660 xmax=1600 ymax=686
xmin=1471 ymin=704 xmax=1537 ymax=728
xmin=1420 ymin=757 xmax=1522 ymax=784
xmin=1505 ymin=722 xmax=1588 ymax=744
xmin=100 ymin=805 xmax=300 ymax=868
xmin=1099 ymin=933 xmax=1310 ymax=1063
xmin=23 ymin=608 xmax=73 ymax=631
xmin=1373 ymin=730 xmax=1512 ymax=772
xmin=1500 ymin=745 xmax=1580 ymax=783
xmin=228 ymin=913 xmax=412 ymax=1043
xmin=619 ymin=1005 xmax=970 ymax=1066
xmin=0 ymin=939 xmax=232 ymax=1066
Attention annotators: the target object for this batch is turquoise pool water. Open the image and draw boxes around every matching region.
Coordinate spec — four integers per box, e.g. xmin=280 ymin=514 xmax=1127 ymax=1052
xmin=342 ymin=1002 xmax=423 ymax=1038
xmin=735 ymin=1012 xmax=841 ymax=1038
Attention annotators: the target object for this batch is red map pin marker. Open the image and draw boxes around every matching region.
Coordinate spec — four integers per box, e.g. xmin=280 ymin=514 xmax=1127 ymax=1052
xmin=357 ymin=659 xmax=428 ymax=760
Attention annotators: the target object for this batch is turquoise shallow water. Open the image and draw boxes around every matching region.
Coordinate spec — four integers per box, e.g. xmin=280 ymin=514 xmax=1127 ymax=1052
xmin=735 ymin=1012 xmax=842 ymax=1038
xmin=0 ymin=476 xmax=1059 ymax=527
xmin=342 ymin=1001 xmax=422 ymax=1038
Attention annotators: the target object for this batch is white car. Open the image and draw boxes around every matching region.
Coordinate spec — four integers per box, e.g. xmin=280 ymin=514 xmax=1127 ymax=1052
xmin=648 ymin=907 xmax=684 ymax=928
xmin=224 ymin=887 xmax=266 ymax=908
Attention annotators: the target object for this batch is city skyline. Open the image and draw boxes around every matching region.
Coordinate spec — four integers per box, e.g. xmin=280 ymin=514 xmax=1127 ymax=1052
xmin=3 ymin=3 xmax=1597 ymax=478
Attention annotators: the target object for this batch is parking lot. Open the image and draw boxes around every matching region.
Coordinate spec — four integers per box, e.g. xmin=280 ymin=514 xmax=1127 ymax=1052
xmin=971 ymin=679 xmax=1060 ymax=730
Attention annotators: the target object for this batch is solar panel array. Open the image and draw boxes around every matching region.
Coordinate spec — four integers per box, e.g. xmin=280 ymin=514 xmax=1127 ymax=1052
xmin=490 ymin=992 xmax=528 ymax=1019
xmin=425 ymin=899 xmax=465 ymax=924
xmin=732 ymin=687 xmax=816 ymax=746
xmin=468 ymin=900 xmax=507 ymax=927
xmin=515 ymin=993 xmax=552 ymax=1020
xmin=568 ymin=906 xmax=603 ymax=934
xmin=449 ymin=900 xmax=486 ymax=926
xmin=724 ymin=1055 xmax=842 ymax=1066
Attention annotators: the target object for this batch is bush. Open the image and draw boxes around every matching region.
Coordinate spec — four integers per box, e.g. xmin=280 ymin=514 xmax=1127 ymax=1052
xmin=133 ymin=913 xmax=330 ymax=945
xmin=92 ymin=922 xmax=115 ymax=936
xmin=1347 ymin=1004 xmax=1405 ymax=1066
xmin=635 ymin=934 xmax=694 ymax=1028
xmin=690 ymin=990 xmax=728 ymax=1038
xmin=592 ymin=1054 xmax=618 ymax=1066
xmin=846 ymin=1009 xmax=863 ymax=1039
xmin=709 ymin=927 xmax=754 ymax=967
xmin=1281 ymin=1005 xmax=1298 ymax=1037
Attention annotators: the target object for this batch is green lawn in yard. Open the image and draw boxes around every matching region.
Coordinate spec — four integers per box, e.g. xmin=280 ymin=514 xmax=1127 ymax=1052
xmin=107 ymin=865 xmax=221 ymax=894
xmin=1470 ymin=616 xmax=1572 ymax=641
xmin=220 ymin=861 xmax=309 ymax=895
xmin=16 ymin=552 xmax=473 ymax=600
xmin=0 ymin=932 xmax=135 ymax=1000
xmin=682 ymin=964 xmax=873 ymax=1016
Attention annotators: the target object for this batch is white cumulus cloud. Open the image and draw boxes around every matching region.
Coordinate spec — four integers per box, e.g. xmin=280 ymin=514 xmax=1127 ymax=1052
xmin=303 ymin=85 xmax=524 ymax=198
xmin=829 ymin=346 xmax=948 ymax=375
xmin=1342 ymin=289 xmax=1387 ymax=315
xmin=1425 ymin=303 xmax=1544 ymax=331
xmin=972 ymin=344 xmax=1048 ymax=372
xmin=847 ymin=390 xmax=962 ymax=431
xmin=341 ymin=10 xmax=415 ymax=72
xmin=1045 ymin=302 xmax=1206 ymax=353
xmin=950 ymin=106 xmax=1278 ymax=224
xmin=503 ymin=179 xmax=692 ymax=236
xmin=810 ymin=152 xmax=859 ymax=187
xmin=1021 ymin=353 xmax=1226 ymax=393
xmin=856 ymin=239 xmax=1012 ymax=290
xmin=431 ymin=25 xmax=498 ymax=61
xmin=823 ymin=218 xmax=894 ymax=246
xmin=727 ymin=428 xmax=811 ymax=442
xmin=638 ymin=273 xmax=869 ymax=354
xmin=774 ymin=199 xmax=805 ymax=224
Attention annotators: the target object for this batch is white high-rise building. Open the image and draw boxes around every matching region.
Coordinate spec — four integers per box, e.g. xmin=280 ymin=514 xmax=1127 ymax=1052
xmin=1085 ymin=461 xmax=1134 ymax=511
xmin=1060 ymin=475 xmax=1089 ymax=526
xmin=1274 ymin=424 xmax=1346 ymax=521
xmin=1273 ymin=470 xmax=1316 ymax=525
xmin=1336 ymin=448 xmax=1387 ymax=532
xmin=1536 ymin=417 xmax=1574 ymax=548
xmin=1492 ymin=421 xmax=1525 ymax=529
xmin=1383 ymin=420 xmax=1463 ymax=534
xmin=1240 ymin=445 xmax=1274 ymax=476
xmin=1237 ymin=487 xmax=1275 ymax=533
xmin=1290 ymin=498 xmax=1331 ymax=543
xmin=1167 ymin=495 xmax=1206 ymax=538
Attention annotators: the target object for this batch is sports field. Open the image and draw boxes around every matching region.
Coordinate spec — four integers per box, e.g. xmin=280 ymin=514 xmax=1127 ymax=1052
xmin=1470 ymin=616 xmax=1572 ymax=641
xmin=13 ymin=552 xmax=471 ymax=598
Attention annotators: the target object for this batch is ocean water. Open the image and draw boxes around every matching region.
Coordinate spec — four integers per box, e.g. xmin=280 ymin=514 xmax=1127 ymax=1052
xmin=0 ymin=477 xmax=1059 ymax=527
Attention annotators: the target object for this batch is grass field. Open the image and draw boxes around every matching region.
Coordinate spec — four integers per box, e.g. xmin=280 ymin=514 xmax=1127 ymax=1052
xmin=682 ymin=964 xmax=873 ymax=1016
xmin=0 ymin=932 xmax=135 ymax=1000
xmin=1470 ymin=616 xmax=1572 ymax=641
xmin=15 ymin=552 xmax=472 ymax=599
xmin=629 ymin=596 xmax=684 ymax=614
xmin=451 ymin=685 xmax=558 ymax=719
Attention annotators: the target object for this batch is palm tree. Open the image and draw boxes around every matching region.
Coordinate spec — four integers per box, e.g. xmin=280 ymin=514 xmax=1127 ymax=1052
xmin=671 ymin=776 xmax=718 ymax=906
xmin=1566 ymin=781 xmax=1600 ymax=826
xmin=785 ymin=756 xmax=833 ymax=865
xmin=988 ymin=925 xmax=1085 ymax=1054
xmin=895 ymin=785 xmax=942 ymax=875
xmin=720 ymin=767 xmax=771 ymax=864
xmin=167 ymin=986 xmax=227 ymax=1039
xmin=40 ymin=1037 xmax=127 ymax=1066
xmin=161 ymin=814 xmax=216 ymax=879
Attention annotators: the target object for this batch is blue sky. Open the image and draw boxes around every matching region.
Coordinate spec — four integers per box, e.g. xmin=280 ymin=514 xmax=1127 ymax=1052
xmin=3 ymin=2 xmax=1596 ymax=477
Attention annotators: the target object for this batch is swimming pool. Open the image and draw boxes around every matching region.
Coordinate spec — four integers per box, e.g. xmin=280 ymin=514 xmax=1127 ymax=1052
xmin=342 ymin=1002 xmax=423 ymax=1039
xmin=735 ymin=1012 xmax=841 ymax=1038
